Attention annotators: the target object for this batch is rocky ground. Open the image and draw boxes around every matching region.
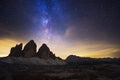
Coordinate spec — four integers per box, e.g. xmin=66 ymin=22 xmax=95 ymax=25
xmin=0 ymin=62 xmax=120 ymax=80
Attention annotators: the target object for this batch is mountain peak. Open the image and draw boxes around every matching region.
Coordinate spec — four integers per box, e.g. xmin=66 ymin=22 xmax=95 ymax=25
xmin=37 ymin=43 xmax=50 ymax=59
xmin=23 ymin=40 xmax=37 ymax=58
xmin=41 ymin=43 xmax=49 ymax=50
xmin=29 ymin=40 xmax=35 ymax=43
xmin=42 ymin=43 xmax=47 ymax=46
xmin=9 ymin=43 xmax=23 ymax=57
xmin=8 ymin=40 xmax=57 ymax=60
xmin=27 ymin=40 xmax=36 ymax=45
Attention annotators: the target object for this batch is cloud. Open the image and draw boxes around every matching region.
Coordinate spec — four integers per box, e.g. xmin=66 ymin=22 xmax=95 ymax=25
xmin=64 ymin=21 xmax=120 ymax=46
xmin=111 ymin=51 xmax=120 ymax=58
xmin=0 ymin=28 xmax=15 ymax=39
xmin=65 ymin=26 xmax=76 ymax=38
xmin=0 ymin=24 xmax=34 ymax=42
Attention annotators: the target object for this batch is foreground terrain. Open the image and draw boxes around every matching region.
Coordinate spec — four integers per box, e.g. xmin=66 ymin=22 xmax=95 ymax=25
xmin=0 ymin=61 xmax=120 ymax=80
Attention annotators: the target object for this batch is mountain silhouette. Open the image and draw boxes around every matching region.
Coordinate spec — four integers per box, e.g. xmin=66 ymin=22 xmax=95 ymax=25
xmin=23 ymin=40 xmax=37 ymax=58
xmin=9 ymin=40 xmax=57 ymax=60
xmin=9 ymin=43 xmax=23 ymax=57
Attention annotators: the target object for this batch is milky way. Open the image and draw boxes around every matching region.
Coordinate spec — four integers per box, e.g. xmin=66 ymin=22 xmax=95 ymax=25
xmin=32 ymin=0 xmax=65 ymax=44
xmin=0 ymin=0 xmax=120 ymax=58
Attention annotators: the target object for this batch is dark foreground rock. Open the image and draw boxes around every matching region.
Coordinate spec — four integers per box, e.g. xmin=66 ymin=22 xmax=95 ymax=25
xmin=0 ymin=61 xmax=120 ymax=80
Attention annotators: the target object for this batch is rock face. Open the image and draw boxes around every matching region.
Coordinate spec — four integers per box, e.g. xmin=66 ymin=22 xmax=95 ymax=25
xmin=23 ymin=40 xmax=37 ymax=58
xmin=9 ymin=43 xmax=23 ymax=57
xmin=37 ymin=44 xmax=56 ymax=59
xmin=49 ymin=52 xmax=56 ymax=60
xmin=6 ymin=40 xmax=66 ymax=65
xmin=37 ymin=44 xmax=50 ymax=59
xmin=8 ymin=40 xmax=57 ymax=59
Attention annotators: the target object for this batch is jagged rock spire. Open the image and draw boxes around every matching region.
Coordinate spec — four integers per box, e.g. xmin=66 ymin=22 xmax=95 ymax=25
xmin=37 ymin=43 xmax=56 ymax=59
xmin=23 ymin=40 xmax=37 ymax=58
xmin=8 ymin=40 xmax=57 ymax=59
xmin=9 ymin=43 xmax=23 ymax=57
xmin=37 ymin=43 xmax=50 ymax=59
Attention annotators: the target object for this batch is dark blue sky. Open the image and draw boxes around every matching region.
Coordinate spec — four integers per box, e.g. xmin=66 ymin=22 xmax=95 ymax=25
xmin=0 ymin=0 xmax=120 ymax=58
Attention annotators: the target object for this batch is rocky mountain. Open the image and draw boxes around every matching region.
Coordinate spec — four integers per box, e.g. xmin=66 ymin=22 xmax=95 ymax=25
xmin=5 ymin=40 xmax=66 ymax=65
xmin=9 ymin=43 xmax=23 ymax=57
xmin=37 ymin=44 xmax=56 ymax=59
xmin=9 ymin=40 xmax=56 ymax=59
xmin=23 ymin=40 xmax=37 ymax=58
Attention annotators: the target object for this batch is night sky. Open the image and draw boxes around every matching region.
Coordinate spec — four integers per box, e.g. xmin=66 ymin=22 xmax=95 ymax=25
xmin=0 ymin=0 xmax=120 ymax=58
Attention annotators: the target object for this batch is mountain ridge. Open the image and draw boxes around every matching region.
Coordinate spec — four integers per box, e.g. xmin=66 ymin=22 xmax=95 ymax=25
xmin=4 ymin=40 xmax=66 ymax=65
xmin=2 ymin=40 xmax=120 ymax=65
xmin=9 ymin=40 xmax=57 ymax=60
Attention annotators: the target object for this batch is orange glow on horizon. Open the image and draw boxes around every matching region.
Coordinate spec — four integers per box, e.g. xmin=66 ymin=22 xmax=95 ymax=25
xmin=0 ymin=39 xmax=19 ymax=57
xmin=0 ymin=38 xmax=120 ymax=59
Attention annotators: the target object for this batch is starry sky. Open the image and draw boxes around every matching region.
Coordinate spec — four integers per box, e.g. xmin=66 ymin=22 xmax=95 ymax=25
xmin=0 ymin=0 xmax=120 ymax=59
